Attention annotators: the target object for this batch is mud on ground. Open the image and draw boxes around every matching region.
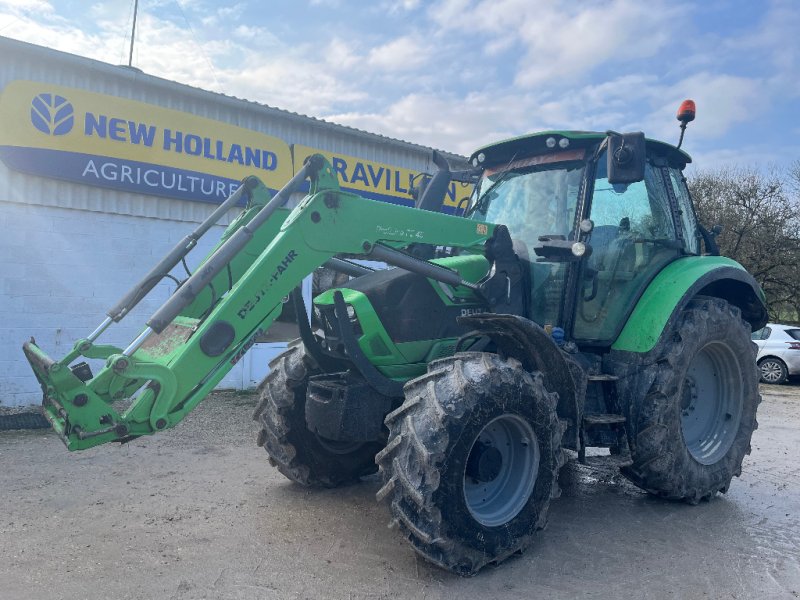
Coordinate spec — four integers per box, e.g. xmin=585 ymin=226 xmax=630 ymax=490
xmin=1 ymin=387 xmax=799 ymax=600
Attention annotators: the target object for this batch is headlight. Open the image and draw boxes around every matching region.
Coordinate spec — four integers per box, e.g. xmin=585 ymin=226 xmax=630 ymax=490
xmin=571 ymin=242 xmax=587 ymax=257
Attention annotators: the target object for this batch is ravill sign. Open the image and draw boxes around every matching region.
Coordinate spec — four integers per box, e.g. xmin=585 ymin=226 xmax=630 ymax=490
xmin=292 ymin=145 xmax=472 ymax=213
xmin=0 ymin=80 xmax=293 ymax=203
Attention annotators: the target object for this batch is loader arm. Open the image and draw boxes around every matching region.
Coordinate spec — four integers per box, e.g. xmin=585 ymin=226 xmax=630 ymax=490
xmin=23 ymin=155 xmax=494 ymax=450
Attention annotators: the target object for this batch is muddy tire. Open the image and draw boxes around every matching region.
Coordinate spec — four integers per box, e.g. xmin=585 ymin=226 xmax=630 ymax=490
xmin=620 ymin=297 xmax=760 ymax=503
xmin=253 ymin=342 xmax=381 ymax=487
xmin=376 ymin=352 xmax=565 ymax=575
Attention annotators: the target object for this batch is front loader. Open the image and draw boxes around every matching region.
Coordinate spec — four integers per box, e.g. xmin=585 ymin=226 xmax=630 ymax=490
xmin=23 ymin=101 xmax=768 ymax=575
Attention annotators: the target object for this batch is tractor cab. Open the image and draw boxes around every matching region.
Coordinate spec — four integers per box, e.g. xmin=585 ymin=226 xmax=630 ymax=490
xmin=467 ymin=131 xmax=699 ymax=346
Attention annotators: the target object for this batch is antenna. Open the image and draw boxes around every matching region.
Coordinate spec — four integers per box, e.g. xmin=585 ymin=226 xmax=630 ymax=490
xmin=128 ymin=0 xmax=139 ymax=67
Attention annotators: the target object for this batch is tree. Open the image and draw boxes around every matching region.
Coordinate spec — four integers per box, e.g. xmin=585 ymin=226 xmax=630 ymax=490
xmin=689 ymin=166 xmax=800 ymax=323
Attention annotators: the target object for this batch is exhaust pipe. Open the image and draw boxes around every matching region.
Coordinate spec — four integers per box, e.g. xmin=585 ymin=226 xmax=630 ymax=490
xmin=415 ymin=151 xmax=452 ymax=213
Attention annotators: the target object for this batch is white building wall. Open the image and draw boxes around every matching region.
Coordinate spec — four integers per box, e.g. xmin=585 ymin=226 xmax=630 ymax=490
xmin=0 ymin=197 xmax=235 ymax=405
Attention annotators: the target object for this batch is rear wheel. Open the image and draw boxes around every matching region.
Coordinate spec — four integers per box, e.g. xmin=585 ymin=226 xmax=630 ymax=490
xmin=376 ymin=352 xmax=565 ymax=575
xmin=253 ymin=342 xmax=382 ymax=487
xmin=620 ymin=298 xmax=760 ymax=503
xmin=758 ymin=357 xmax=788 ymax=384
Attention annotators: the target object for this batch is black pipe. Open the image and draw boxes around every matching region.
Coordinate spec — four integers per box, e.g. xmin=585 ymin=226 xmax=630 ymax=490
xmin=367 ymin=243 xmax=476 ymax=290
xmin=332 ymin=291 xmax=404 ymax=397
xmin=291 ymin=288 xmax=348 ymax=373
xmin=323 ymin=258 xmax=374 ymax=278
xmin=416 ymin=151 xmax=452 ymax=213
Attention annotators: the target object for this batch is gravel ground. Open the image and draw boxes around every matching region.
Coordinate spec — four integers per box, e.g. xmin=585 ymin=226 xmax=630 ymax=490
xmin=1 ymin=386 xmax=799 ymax=600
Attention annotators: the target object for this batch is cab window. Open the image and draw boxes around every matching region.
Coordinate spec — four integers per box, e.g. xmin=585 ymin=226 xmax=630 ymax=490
xmin=574 ymin=156 xmax=680 ymax=342
xmin=470 ymin=160 xmax=584 ymax=327
xmin=667 ymin=167 xmax=700 ymax=254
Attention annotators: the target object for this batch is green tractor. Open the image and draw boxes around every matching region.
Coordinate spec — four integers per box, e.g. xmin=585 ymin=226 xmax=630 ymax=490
xmin=24 ymin=101 xmax=767 ymax=575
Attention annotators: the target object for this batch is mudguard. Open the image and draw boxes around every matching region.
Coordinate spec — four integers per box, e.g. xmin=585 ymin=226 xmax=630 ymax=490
xmin=457 ymin=313 xmax=582 ymax=450
xmin=612 ymin=257 xmax=768 ymax=354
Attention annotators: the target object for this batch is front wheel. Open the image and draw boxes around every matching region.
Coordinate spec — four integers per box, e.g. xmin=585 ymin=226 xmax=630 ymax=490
xmin=376 ymin=353 xmax=565 ymax=575
xmin=620 ymin=298 xmax=760 ymax=503
xmin=253 ymin=342 xmax=382 ymax=487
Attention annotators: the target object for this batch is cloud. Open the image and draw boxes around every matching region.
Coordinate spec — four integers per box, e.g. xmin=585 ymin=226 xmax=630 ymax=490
xmin=328 ymin=91 xmax=545 ymax=155
xmin=430 ymin=0 xmax=682 ymax=87
xmin=382 ymin=0 xmax=423 ymax=13
xmin=644 ymin=73 xmax=765 ymax=142
xmin=1 ymin=0 xmax=796 ymax=173
xmin=0 ymin=2 xmax=365 ymax=114
xmin=535 ymin=74 xmax=664 ymax=130
xmin=200 ymin=4 xmax=246 ymax=27
xmin=686 ymin=145 xmax=794 ymax=174
xmin=325 ymin=37 xmax=361 ymax=71
xmin=0 ymin=0 xmax=54 ymax=14
xmin=219 ymin=55 xmax=368 ymax=115
xmin=731 ymin=1 xmax=800 ymax=98
xmin=367 ymin=35 xmax=428 ymax=72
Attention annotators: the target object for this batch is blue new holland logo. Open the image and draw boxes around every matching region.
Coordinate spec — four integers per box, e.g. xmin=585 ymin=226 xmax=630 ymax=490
xmin=30 ymin=93 xmax=74 ymax=136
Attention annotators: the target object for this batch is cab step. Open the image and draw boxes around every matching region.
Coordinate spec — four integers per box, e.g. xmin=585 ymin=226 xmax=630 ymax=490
xmin=587 ymin=374 xmax=619 ymax=382
xmin=579 ymin=412 xmax=631 ymax=467
xmin=582 ymin=454 xmax=633 ymax=469
xmin=583 ymin=413 xmax=626 ymax=425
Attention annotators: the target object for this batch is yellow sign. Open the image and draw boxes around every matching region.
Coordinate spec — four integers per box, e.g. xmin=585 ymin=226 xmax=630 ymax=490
xmin=0 ymin=80 xmax=293 ymax=203
xmin=292 ymin=145 xmax=472 ymax=213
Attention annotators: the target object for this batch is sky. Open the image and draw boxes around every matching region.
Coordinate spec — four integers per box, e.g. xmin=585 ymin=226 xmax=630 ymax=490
xmin=1 ymin=0 xmax=799 ymax=172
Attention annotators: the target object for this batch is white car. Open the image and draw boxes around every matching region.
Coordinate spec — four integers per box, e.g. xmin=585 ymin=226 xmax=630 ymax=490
xmin=751 ymin=323 xmax=800 ymax=384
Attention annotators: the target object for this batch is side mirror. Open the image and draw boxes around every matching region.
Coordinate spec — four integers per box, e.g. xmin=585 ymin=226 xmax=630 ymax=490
xmin=607 ymin=132 xmax=645 ymax=184
xmin=697 ymin=223 xmax=721 ymax=256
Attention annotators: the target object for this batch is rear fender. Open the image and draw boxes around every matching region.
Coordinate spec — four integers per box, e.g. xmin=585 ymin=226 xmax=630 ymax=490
xmin=457 ymin=313 xmax=583 ymax=450
xmin=612 ymin=257 xmax=768 ymax=354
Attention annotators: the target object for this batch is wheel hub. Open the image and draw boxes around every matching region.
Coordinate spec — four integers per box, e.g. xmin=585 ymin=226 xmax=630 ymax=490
xmin=681 ymin=376 xmax=698 ymax=414
xmin=760 ymin=360 xmax=783 ymax=383
xmin=463 ymin=414 xmax=540 ymax=527
xmin=680 ymin=341 xmax=744 ymax=465
xmin=466 ymin=441 xmax=503 ymax=482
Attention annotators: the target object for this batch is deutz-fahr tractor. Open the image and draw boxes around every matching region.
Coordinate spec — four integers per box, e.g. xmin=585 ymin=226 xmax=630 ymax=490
xmin=23 ymin=101 xmax=768 ymax=575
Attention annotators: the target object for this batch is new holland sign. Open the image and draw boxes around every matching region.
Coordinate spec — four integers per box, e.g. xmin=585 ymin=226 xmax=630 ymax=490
xmin=0 ymin=80 xmax=293 ymax=203
xmin=0 ymin=80 xmax=471 ymax=212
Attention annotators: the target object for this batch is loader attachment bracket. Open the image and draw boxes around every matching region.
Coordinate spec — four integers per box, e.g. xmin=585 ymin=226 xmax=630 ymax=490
xmin=291 ymin=288 xmax=349 ymax=373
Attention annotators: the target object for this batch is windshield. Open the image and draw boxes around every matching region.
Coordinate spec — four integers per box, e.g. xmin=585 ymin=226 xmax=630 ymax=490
xmin=469 ymin=160 xmax=585 ymax=249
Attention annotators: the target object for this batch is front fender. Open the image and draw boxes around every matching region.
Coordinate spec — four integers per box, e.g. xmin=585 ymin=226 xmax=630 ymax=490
xmin=457 ymin=313 xmax=583 ymax=450
xmin=612 ymin=256 xmax=767 ymax=354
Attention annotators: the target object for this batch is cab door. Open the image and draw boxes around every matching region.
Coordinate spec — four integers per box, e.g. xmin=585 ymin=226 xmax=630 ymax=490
xmin=573 ymin=155 xmax=681 ymax=343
